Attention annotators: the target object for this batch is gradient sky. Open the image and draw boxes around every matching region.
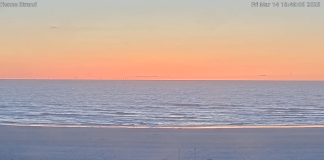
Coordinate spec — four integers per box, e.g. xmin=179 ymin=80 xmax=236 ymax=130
xmin=1 ymin=0 xmax=323 ymax=80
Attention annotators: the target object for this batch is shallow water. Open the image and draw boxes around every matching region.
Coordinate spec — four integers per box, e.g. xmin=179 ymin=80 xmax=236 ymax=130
xmin=0 ymin=80 xmax=323 ymax=127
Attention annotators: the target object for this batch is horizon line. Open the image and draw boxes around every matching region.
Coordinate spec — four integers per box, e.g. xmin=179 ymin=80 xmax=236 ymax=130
xmin=0 ymin=78 xmax=324 ymax=81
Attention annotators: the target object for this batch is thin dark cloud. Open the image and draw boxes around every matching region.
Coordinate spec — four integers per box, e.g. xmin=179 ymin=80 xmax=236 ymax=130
xmin=47 ymin=26 xmax=93 ymax=30
xmin=133 ymin=76 xmax=160 ymax=78
xmin=46 ymin=25 xmax=136 ymax=31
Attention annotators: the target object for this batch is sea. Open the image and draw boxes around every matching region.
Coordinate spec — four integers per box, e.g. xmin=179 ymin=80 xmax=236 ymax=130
xmin=0 ymin=80 xmax=323 ymax=127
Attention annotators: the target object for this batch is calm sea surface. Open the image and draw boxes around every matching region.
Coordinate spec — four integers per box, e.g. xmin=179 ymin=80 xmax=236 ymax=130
xmin=0 ymin=80 xmax=323 ymax=127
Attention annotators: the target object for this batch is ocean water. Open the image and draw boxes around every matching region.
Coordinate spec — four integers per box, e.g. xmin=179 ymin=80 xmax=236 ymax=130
xmin=0 ymin=80 xmax=323 ymax=127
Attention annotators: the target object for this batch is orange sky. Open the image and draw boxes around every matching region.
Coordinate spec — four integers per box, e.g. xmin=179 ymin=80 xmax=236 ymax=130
xmin=1 ymin=0 xmax=323 ymax=80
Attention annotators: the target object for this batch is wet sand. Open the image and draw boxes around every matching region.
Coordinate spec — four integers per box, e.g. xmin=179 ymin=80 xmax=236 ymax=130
xmin=1 ymin=125 xmax=324 ymax=160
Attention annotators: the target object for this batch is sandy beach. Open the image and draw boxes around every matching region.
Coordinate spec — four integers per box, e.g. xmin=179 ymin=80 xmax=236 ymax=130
xmin=0 ymin=125 xmax=324 ymax=160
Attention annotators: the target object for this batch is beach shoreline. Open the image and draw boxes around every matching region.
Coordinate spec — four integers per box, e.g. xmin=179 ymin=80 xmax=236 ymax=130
xmin=1 ymin=125 xmax=324 ymax=160
xmin=2 ymin=123 xmax=324 ymax=129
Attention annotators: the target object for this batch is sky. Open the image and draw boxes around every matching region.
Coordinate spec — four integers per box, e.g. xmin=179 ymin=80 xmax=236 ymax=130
xmin=1 ymin=0 xmax=323 ymax=80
